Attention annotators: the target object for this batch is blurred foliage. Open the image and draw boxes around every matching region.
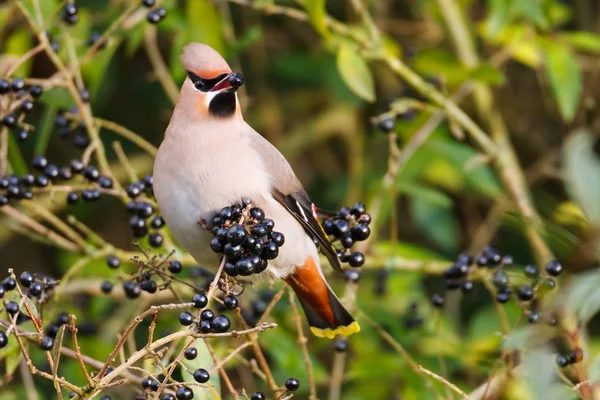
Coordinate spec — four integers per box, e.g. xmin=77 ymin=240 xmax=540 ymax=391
xmin=1 ymin=0 xmax=600 ymax=399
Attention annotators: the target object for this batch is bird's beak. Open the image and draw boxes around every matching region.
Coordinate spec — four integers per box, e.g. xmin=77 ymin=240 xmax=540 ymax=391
xmin=209 ymin=72 xmax=244 ymax=93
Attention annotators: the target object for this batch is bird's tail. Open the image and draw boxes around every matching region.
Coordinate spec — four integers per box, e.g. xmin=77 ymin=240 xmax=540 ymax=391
xmin=285 ymin=256 xmax=360 ymax=339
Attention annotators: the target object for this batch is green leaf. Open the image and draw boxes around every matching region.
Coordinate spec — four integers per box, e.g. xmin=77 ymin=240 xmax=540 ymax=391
xmin=425 ymin=138 xmax=503 ymax=197
xmin=502 ymin=326 xmax=533 ymax=350
xmin=7 ymin=132 xmax=28 ymax=175
xmin=544 ymin=42 xmax=582 ymax=122
xmin=396 ymin=181 xmax=453 ymax=208
xmin=561 ymin=31 xmax=600 ymax=54
xmin=565 ymin=271 xmax=600 ymax=323
xmin=374 ymin=241 xmax=446 ymax=261
xmin=485 ymin=0 xmax=510 ymax=38
xmin=470 ymin=64 xmax=506 ymax=85
xmin=510 ymin=0 xmax=548 ymax=30
xmin=81 ymin=41 xmax=120 ymax=99
xmin=185 ymin=1 xmax=225 ymax=56
xmin=39 ymin=87 xmax=76 ymax=110
xmin=589 ymin=353 xmax=600 ymax=383
xmin=410 ymin=196 xmax=458 ymax=253
xmin=34 ymin=105 xmax=58 ymax=156
xmin=304 ymin=0 xmax=328 ymax=37
xmin=523 ymin=347 xmax=573 ymax=400
xmin=562 ymin=129 xmax=600 ymax=226
xmin=4 ymin=28 xmax=34 ymax=77
xmin=125 ymin=23 xmax=146 ymax=57
xmin=19 ymin=0 xmax=59 ymax=25
xmin=412 ymin=49 xmax=470 ymax=86
xmin=0 ymin=331 xmax=22 ymax=376
xmin=336 ymin=44 xmax=375 ymax=102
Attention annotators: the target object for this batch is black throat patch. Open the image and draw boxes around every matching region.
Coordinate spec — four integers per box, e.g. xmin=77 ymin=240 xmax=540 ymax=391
xmin=209 ymin=92 xmax=236 ymax=118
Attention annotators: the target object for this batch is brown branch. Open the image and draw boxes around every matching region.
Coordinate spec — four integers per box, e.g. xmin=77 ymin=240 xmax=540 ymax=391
xmin=204 ymin=339 xmax=239 ymax=399
xmin=69 ymin=316 xmax=93 ymax=387
xmin=144 ymin=25 xmax=179 ymax=104
xmin=288 ymin=290 xmax=317 ymax=400
xmin=418 ymin=365 xmax=470 ymax=400
xmin=1 ymin=205 xmax=80 ymax=252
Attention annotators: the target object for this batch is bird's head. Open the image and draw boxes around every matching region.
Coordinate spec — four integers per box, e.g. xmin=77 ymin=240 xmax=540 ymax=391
xmin=179 ymin=43 xmax=244 ymax=119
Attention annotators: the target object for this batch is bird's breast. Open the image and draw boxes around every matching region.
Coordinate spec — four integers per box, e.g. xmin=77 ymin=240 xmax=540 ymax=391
xmin=153 ymin=129 xmax=270 ymax=264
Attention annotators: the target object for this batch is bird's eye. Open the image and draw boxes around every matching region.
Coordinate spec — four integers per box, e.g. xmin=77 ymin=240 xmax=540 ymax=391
xmin=193 ymin=80 xmax=205 ymax=90
xmin=186 ymin=71 xmax=206 ymax=91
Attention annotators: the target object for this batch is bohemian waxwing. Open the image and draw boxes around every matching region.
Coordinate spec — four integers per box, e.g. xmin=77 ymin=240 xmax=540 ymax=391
xmin=153 ymin=42 xmax=359 ymax=338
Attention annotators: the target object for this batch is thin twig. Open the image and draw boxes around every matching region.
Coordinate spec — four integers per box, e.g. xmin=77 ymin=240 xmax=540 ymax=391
xmin=144 ymin=25 xmax=179 ymax=104
xmin=288 ymin=290 xmax=317 ymax=399
xmin=70 ymin=316 xmax=94 ymax=387
xmin=418 ymin=365 xmax=470 ymax=400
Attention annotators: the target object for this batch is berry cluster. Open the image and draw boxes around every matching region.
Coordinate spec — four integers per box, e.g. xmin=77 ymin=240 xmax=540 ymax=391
xmin=0 ymin=77 xmax=43 ymax=142
xmin=0 ymin=155 xmax=122 ymax=207
xmin=442 ymin=252 xmax=475 ymax=294
xmin=143 ymin=0 xmax=167 ymax=24
xmin=208 ymin=201 xmax=285 ymax=277
xmin=430 ymin=245 xmax=564 ymax=322
xmin=125 ymin=175 xmax=165 ymax=245
xmin=555 ymin=348 xmax=583 ymax=368
xmin=322 ymin=203 xmax=371 ymax=267
xmin=179 ymin=297 xmax=231 ymax=334
xmin=54 ymin=111 xmax=92 ymax=148
xmin=0 ymin=273 xmax=60 ymax=351
xmin=61 ymin=2 xmax=79 ymax=25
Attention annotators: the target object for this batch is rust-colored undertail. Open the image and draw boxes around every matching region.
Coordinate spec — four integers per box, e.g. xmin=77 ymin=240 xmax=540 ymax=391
xmin=285 ymin=257 xmax=360 ymax=339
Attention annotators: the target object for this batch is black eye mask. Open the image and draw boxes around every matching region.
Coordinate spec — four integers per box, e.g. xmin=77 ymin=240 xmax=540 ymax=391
xmin=186 ymin=71 xmax=228 ymax=92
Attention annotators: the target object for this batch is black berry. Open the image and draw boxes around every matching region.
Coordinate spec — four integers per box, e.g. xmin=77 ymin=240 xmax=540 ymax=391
xmin=517 ymin=285 xmax=534 ymax=301
xmin=40 ymin=336 xmax=54 ymax=350
xmin=528 ymin=312 xmax=539 ymax=324
xmin=123 ymin=281 xmax=141 ymax=298
xmin=184 ymin=347 xmax=197 ymax=360
xmin=524 ymin=264 xmax=539 ymax=278
xmin=32 ymin=155 xmax=48 ymax=170
xmin=545 ymin=260 xmax=563 ymax=277
xmin=29 ymin=282 xmax=43 ymax=297
xmin=223 ymin=295 xmax=238 ymax=310
xmin=193 ymin=368 xmax=210 ymax=383
xmin=431 ymin=293 xmax=444 ymax=308
xmin=107 ymin=256 xmax=120 ymax=269
xmin=334 ymin=338 xmax=348 ymax=352
xmin=192 ymin=293 xmax=208 ymax=308
xmin=210 ymin=315 xmax=231 ymax=332
xmin=149 ymin=233 xmax=163 ymax=247
xmin=19 ymin=271 xmax=33 ymax=287
xmin=200 ymin=309 xmax=214 ymax=321
xmin=101 ymin=281 xmax=113 ymax=294
xmin=285 ymin=378 xmax=300 ymax=391
xmin=175 ymin=386 xmax=193 ymax=400
xmin=3 ymin=277 xmax=16 ymax=291
xmin=555 ymin=354 xmax=569 ymax=368
xmin=377 ymin=118 xmax=394 ymax=132
xmin=0 ymin=331 xmax=7 ymax=348
xmin=168 ymin=260 xmax=183 ymax=274
xmin=348 ymin=252 xmax=365 ymax=267
xmin=11 ymin=78 xmax=25 ymax=92
xmin=179 ymin=312 xmax=194 ymax=326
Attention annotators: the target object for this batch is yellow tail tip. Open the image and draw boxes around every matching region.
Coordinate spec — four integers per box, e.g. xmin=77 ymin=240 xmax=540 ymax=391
xmin=310 ymin=321 xmax=360 ymax=339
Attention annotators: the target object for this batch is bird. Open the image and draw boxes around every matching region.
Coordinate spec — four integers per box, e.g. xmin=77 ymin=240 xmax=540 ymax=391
xmin=153 ymin=42 xmax=359 ymax=339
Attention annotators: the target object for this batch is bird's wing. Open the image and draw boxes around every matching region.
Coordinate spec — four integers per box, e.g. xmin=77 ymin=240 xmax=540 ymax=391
xmin=248 ymin=130 xmax=343 ymax=274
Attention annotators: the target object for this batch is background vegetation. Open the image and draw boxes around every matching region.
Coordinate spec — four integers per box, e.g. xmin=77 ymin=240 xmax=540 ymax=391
xmin=1 ymin=0 xmax=600 ymax=399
